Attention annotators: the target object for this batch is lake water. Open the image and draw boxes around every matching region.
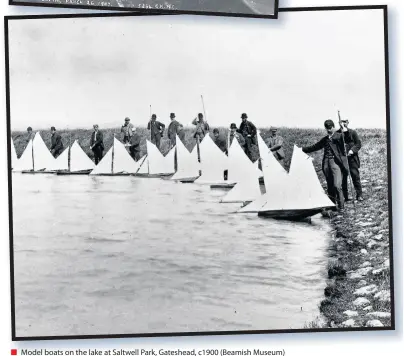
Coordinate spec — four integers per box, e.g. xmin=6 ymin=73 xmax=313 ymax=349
xmin=12 ymin=173 xmax=331 ymax=337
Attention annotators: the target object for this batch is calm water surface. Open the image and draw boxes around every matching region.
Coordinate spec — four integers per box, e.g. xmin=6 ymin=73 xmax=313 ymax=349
xmin=12 ymin=174 xmax=331 ymax=337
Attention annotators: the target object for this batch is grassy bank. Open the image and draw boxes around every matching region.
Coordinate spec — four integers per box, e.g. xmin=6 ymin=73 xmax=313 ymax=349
xmin=11 ymin=127 xmax=391 ymax=328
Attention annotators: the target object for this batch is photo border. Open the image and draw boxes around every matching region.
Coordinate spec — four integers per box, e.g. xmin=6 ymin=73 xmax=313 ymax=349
xmin=4 ymin=5 xmax=395 ymax=341
xmin=9 ymin=0 xmax=280 ymax=19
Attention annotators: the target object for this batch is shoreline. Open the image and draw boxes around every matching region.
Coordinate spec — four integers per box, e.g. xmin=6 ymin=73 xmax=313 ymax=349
xmin=310 ymin=177 xmax=392 ymax=329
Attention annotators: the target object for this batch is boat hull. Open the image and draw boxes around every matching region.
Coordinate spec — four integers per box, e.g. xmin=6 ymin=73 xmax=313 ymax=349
xmin=56 ymin=170 xmax=92 ymax=176
xmin=258 ymin=208 xmax=325 ymax=221
xmin=210 ymin=183 xmax=236 ymax=189
xmin=21 ymin=170 xmax=55 ymax=175
xmin=134 ymin=173 xmax=174 ymax=178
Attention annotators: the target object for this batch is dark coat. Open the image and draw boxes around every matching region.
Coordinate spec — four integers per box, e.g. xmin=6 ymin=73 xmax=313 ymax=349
xmin=50 ymin=133 xmax=63 ymax=152
xmin=90 ymin=130 xmax=104 ymax=150
xmin=130 ymin=132 xmax=142 ymax=152
xmin=213 ymin=135 xmax=228 ymax=153
xmin=302 ymin=132 xmax=349 ymax=173
xmin=336 ymin=128 xmax=362 ymax=168
xmin=237 ymin=120 xmax=257 ymax=138
xmin=148 ymin=120 xmax=165 ymax=138
xmin=167 ymin=120 xmax=183 ymax=141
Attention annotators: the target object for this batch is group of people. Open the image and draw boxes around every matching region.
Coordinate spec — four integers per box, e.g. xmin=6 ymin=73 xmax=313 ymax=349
xmin=24 ymin=112 xmax=363 ymax=211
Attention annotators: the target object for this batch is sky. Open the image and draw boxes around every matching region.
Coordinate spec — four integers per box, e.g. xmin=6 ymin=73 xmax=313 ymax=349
xmin=8 ymin=9 xmax=387 ymax=131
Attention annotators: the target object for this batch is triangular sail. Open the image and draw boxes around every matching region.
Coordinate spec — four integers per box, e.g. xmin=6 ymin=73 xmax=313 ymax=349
xmin=162 ymin=146 xmax=176 ymax=174
xmin=13 ymin=139 xmax=33 ymax=171
xmin=171 ymin=135 xmax=200 ymax=180
xmin=70 ymin=140 xmax=95 ymax=172
xmin=50 ymin=148 xmax=69 ymax=171
xmin=239 ymin=153 xmax=289 ymax=213
xmin=90 ymin=146 xmax=112 ymax=175
xmin=147 ymin=140 xmax=175 ymax=175
xmin=11 ymin=140 xmax=18 ymax=169
xmin=221 ymin=160 xmax=262 ymax=203
xmin=113 ymin=138 xmax=140 ymax=174
xmin=227 ymin=138 xmax=259 ymax=183
xmin=257 ymin=131 xmax=272 ymax=163
xmin=195 ymin=135 xmax=228 ymax=185
xmin=33 ymin=132 xmax=56 ymax=171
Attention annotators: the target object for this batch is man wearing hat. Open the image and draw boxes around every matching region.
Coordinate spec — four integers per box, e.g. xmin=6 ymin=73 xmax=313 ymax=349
xmin=26 ymin=126 xmax=33 ymax=142
xmin=267 ymin=127 xmax=285 ymax=167
xmin=147 ymin=114 xmax=165 ymax=150
xmin=302 ymin=119 xmax=349 ymax=211
xmin=192 ymin=113 xmax=210 ymax=141
xmin=167 ymin=113 xmax=184 ymax=148
xmin=237 ymin=113 xmax=257 ymax=160
xmin=50 ymin=126 xmax=64 ymax=158
xmin=121 ymin=117 xmax=134 ymax=146
xmin=337 ymin=117 xmax=363 ymax=201
xmin=90 ymin=124 xmax=104 ymax=165
xmin=229 ymin=123 xmax=246 ymax=148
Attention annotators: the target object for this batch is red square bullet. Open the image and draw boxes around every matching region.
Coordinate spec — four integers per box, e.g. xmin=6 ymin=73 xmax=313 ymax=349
xmin=11 ymin=350 xmax=17 ymax=355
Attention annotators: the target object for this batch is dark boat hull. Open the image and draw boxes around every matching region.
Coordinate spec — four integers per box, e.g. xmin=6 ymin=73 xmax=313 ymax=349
xmin=56 ymin=170 xmax=92 ymax=176
xmin=134 ymin=173 xmax=174 ymax=178
xmin=21 ymin=170 xmax=54 ymax=175
xmin=258 ymin=208 xmax=325 ymax=221
xmin=210 ymin=183 xmax=236 ymax=189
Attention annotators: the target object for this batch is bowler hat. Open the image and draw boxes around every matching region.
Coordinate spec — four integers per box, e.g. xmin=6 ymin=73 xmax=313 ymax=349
xmin=170 ymin=113 xmax=176 ymax=118
xmin=51 ymin=126 xmax=56 ymax=131
xmin=230 ymin=123 xmax=237 ymax=129
xmin=241 ymin=113 xmax=248 ymax=119
xmin=324 ymin=120 xmax=335 ymax=128
xmin=125 ymin=117 xmax=130 ymax=121
xmin=27 ymin=127 xmax=32 ymax=131
xmin=213 ymin=128 xmax=219 ymax=134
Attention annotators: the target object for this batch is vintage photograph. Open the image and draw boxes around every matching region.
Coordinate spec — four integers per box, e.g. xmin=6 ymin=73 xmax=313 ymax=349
xmin=6 ymin=7 xmax=393 ymax=339
xmin=10 ymin=0 xmax=278 ymax=18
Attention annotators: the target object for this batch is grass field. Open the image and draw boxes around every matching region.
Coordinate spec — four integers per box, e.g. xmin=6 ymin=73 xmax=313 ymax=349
xmin=10 ymin=126 xmax=391 ymax=329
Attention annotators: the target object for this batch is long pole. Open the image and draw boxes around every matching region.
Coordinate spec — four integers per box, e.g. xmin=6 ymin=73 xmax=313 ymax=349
xmin=338 ymin=110 xmax=356 ymax=211
xmin=201 ymin=95 xmax=207 ymax=122
xmin=149 ymin=105 xmax=152 ymax=142
xmin=111 ymin=133 xmax=115 ymax=175
xmin=68 ymin=131 xmax=72 ymax=172
xmin=32 ymin=132 xmax=35 ymax=171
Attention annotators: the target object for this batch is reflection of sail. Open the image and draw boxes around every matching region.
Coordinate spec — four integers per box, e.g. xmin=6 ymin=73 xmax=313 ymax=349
xmin=195 ymin=135 xmax=228 ymax=185
xmin=13 ymin=139 xmax=33 ymax=171
xmin=221 ymin=160 xmax=262 ymax=203
xmin=256 ymin=146 xmax=335 ymax=219
xmin=51 ymin=148 xmax=69 ymax=171
xmin=11 ymin=140 xmax=18 ymax=169
xmin=171 ymin=135 xmax=200 ymax=181
xmin=32 ymin=132 xmax=55 ymax=171
xmin=70 ymin=140 xmax=95 ymax=172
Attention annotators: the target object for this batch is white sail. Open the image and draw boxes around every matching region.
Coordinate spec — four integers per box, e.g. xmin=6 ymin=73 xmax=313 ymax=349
xmin=90 ymin=146 xmax=112 ymax=175
xmin=239 ymin=153 xmax=289 ymax=213
xmin=147 ymin=140 xmax=175 ymax=175
xmin=32 ymin=132 xmax=55 ymax=171
xmin=162 ymin=146 xmax=176 ymax=174
xmin=70 ymin=140 xmax=95 ymax=172
xmin=50 ymin=148 xmax=69 ymax=171
xmin=257 ymin=131 xmax=271 ymax=163
xmin=227 ymin=137 xmax=259 ymax=183
xmin=221 ymin=160 xmax=262 ymax=203
xmin=13 ymin=139 xmax=33 ymax=171
xmin=112 ymin=138 xmax=140 ymax=174
xmin=195 ymin=135 xmax=228 ymax=185
xmin=11 ymin=140 xmax=18 ymax=169
xmin=171 ymin=135 xmax=200 ymax=181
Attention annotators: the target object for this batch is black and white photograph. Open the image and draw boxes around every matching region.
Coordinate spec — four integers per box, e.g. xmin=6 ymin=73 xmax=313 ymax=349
xmin=10 ymin=0 xmax=278 ymax=18
xmin=6 ymin=7 xmax=394 ymax=340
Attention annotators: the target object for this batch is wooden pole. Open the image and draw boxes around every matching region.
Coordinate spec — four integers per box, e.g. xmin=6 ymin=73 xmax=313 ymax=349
xmin=111 ymin=133 xmax=115 ymax=175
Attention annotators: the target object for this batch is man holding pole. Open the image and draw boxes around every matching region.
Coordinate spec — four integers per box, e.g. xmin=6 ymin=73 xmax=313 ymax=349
xmin=337 ymin=114 xmax=364 ymax=201
xmin=147 ymin=114 xmax=165 ymax=149
xmin=192 ymin=113 xmax=210 ymax=141
xmin=302 ymin=119 xmax=349 ymax=212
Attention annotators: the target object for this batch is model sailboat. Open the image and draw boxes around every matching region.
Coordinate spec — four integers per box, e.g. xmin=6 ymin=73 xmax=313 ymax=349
xmin=90 ymin=137 xmax=141 ymax=176
xmin=170 ymin=135 xmax=200 ymax=183
xmin=136 ymin=140 xmax=175 ymax=177
xmin=56 ymin=140 xmax=95 ymax=175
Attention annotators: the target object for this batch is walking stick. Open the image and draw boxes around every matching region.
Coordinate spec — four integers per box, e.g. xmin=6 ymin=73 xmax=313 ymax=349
xmin=338 ymin=110 xmax=356 ymax=212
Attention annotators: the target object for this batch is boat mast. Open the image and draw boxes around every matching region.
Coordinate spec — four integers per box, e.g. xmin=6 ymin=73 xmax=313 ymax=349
xmin=31 ymin=134 xmax=35 ymax=171
xmin=111 ymin=134 xmax=115 ymax=175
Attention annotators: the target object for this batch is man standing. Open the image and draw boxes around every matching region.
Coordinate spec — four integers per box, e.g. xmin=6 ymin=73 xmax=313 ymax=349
xmin=302 ymin=120 xmax=349 ymax=211
xmin=26 ymin=127 xmax=34 ymax=142
xmin=121 ymin=117 xmax=134 ymax=146
xmin=147 ymin=114 xmax=165 ymax=149
xmin=192 ymin=113 xmax=210 ymax=141
xmin=129 ymin=128 xmax=142 ymax=161
xmin=267 ymin=127 xmax=285 ymax=167
xmin=50 ymin=127 xmax=64 ymax=158
xmin=337 ymin=117 xmax=364 ymax=202
xmin=90 ymin=124 xmax=104 ymax=165
xmin=213 ymin=128 xmax=228 ymax=154
xmin=229 ymin=123 xmax=246 ymax=148
xmin=167 ymin=113 xmax=183 ymax=148
xmin=237 ymin=113 xmax=257 ymax=161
